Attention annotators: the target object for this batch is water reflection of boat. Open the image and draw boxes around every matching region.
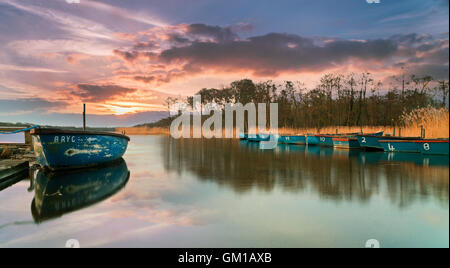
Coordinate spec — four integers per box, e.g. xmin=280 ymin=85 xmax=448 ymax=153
xmin=380 ymin=152 xmax=449 ymax=167
xmin=162 ymin=138 xmax=449 ymax=207
xmin=305 ymin=145 xmax=334 ymax=157
xmin=31 ymin=158 xmax=129 ymax=223
xmin=357 ymin=152 xmax=384 ymax=165
xmin=276 ymin=144 xmax=307 ymax=154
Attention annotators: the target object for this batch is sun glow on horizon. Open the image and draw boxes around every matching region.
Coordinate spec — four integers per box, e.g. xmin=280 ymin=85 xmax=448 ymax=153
xmin=98 ymin=102 xmax=166 ymax=115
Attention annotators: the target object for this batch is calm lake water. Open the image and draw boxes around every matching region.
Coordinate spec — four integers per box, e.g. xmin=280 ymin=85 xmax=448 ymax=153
xmin=0 ymin=135 xmax=448 ymax=247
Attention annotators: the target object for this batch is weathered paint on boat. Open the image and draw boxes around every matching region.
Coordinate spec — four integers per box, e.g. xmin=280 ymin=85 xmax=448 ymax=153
xmin=379 ymin=140 xmax=420 ymax=153
xmin=416 ymin=139 xmax=449 ymax=155
xmin=279 ymin=135 xmax=306 ymax=145
xmin=332 ymin=137 xmax=360 ymax=149
xmin=31 ymin=158 xmax=129 ymax=222
xmin=31 ymin=128 xmax=129 ymax=170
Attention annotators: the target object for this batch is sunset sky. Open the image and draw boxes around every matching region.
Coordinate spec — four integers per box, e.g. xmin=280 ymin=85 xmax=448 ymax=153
xmin=0 ymin=0 xmax=448 ymax=127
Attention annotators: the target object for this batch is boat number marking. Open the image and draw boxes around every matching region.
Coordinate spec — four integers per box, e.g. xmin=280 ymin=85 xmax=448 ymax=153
xmin=320 ymin=137 xmax=326 ymax=142
xmin=423 ymin=143 xmax=430 ymax=151
xmin=286 ymin=137 xmax=290 ymax=141
xmin=388 ymin=143 xmax=395 ymax=151
xmin=361 ymin=137 xmax=366 ymax=143
xmin=54 ymin=136 xmax=76 ymax=143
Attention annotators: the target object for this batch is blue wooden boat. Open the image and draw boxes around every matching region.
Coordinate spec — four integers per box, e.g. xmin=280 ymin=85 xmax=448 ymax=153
xmin=279 ymin=135 xmax=306 ymax=145
xmin=31 ymin=128 xmax=129 ymax=170
xmin=238 ymin=132 xmax=248 ymax=140
xmin=247 ymin=133 xmax=279 ymax=142
xmin=332 ymin=137 xmax=360 ymax=149
xmin=247 ymin=133 xmax=269 ymax=142
xmin=308 ymin=132 xmax=368 ymax=147
xmin=306 ymin=135 xmax=320 ymax=145
xmin=31 ymin=158 xmax=129 ymax=223
xmin=315 ymin=135 xmax=335 ymax=147
xmin=356 ymin=134 xmax=418 ymax=151
xmin=379 ymin=140 xmax=420 ymax=153
xmin=416 ymin=139 xmax=449 ymax=155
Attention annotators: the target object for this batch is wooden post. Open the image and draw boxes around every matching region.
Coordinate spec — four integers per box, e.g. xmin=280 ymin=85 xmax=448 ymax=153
xmin=83 ymin=104 xmax=86 ymax=131
xmin=420 ymin=126 xmax=425 ymax=139
xmin=398 ymin=128 xmax=402 ymax=137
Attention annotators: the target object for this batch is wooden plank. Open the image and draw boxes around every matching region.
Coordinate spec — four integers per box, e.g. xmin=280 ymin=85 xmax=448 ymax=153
xmin=0 ymin=160 xmax=29 ymax=183
xmin=0 ymin=169 xmax=29 ymax=191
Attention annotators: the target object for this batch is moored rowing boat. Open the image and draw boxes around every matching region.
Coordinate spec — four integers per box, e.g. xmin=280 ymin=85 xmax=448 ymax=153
xmin=415 ymin=139 xmax=449 ymax=155
xmin=332 ymin=137 xmax=360 ymax=149
xmin=279 ymin=135 xmax=306 ymax=145
xmin=31 ymin=128 xmax=129 ymax=170
xmin=379 ymin=140 xmax=420 ymax=153
xmin=356 ymin=134 xmax=419 ymax=151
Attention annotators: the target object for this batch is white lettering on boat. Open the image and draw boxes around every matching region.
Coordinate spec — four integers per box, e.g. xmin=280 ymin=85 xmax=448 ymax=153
xmin=53 ymin=136 xmax=76 ymax=143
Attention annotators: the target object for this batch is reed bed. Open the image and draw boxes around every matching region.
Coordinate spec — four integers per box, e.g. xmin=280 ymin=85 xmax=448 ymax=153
xmin=116 ymin=126 xmax=170 ymax=135
xmin=117 ymin=107 xmax=449 ymax=139
xmin=400 ymin=107 xmax=449 ymax=139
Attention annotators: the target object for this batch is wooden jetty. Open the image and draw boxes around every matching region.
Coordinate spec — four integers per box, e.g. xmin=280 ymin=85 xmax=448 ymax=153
xmin=0 ymin=160 xmax=30 ymax=191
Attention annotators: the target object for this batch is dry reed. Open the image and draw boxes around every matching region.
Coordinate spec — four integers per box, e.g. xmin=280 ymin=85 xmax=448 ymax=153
xmin=116 ymin=107 xmax=449 ymax=139
xmin=400 ymin=106 xmax=449 ymax=139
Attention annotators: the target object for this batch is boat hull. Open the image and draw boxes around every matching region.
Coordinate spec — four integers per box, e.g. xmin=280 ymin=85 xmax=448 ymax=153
xmin=333 ymin=137 xmax=360 ymax=149
xmin=315 ymin=135 xmax=334 ymax=147
xmin=31 ymin=129 xmax=129 ymax=170
xmin=416 ymin=140 xmax=449 ymax=155
xmin=379 ymin=140 xmax=420 ymax=153
xmin=238 ymin=132 xmax=248 ymax=140
xmin=356 ymin=135 xmax=420 ymax=151
xmin=247 ymin=133 xmax=278 ymax=142
xmin=306 ymin=135 xmax=320 ymax=145
xmin=279 ymin=135 xmax=306 ymax=145
xmin=356 ymin=135 xmax=384 ymax=150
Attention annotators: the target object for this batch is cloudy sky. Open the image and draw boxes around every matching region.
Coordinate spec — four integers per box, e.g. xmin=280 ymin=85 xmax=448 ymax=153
xmin=0 ymin=0 xmax=448 ymax=127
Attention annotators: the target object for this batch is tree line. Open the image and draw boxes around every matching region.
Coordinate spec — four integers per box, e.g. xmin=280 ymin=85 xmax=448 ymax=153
xmin=160 ymin=73 xmax=449 ymax=130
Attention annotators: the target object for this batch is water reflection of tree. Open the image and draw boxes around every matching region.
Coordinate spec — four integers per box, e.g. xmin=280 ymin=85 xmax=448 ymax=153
xmin=162 ymin=138 xmax=449 ymax=208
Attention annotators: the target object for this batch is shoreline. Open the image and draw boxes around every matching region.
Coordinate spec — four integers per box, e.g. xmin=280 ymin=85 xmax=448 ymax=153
xmin=116 ymin=125 xmax=450 ymax=139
